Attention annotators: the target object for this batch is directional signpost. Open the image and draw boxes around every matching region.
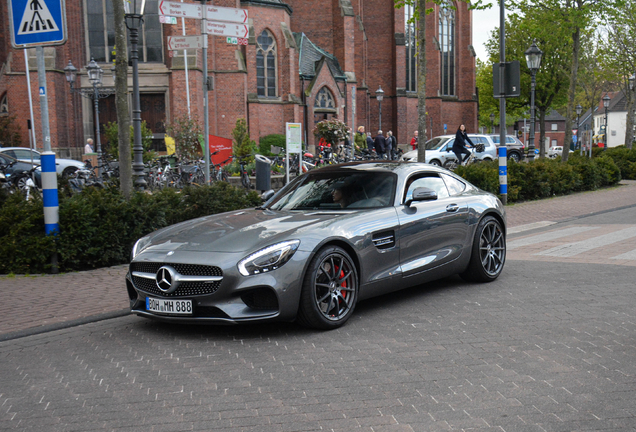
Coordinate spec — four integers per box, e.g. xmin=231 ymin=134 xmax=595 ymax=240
xmin=166 ymin=35 xmax=206 ymax=51
xmin=206 ymin=22 xmax=249 ymax=38
xmin=157 ymin=0 xmax=249 ymax=184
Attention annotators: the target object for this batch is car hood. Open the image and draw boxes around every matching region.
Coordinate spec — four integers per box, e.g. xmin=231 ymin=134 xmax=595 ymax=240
xmin=138 ymin=208 xmax=349 ymax=255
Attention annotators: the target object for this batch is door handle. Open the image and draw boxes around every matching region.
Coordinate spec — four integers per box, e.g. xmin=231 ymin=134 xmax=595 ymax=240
xmin=446 ymin=204 xmax=459 ymax=212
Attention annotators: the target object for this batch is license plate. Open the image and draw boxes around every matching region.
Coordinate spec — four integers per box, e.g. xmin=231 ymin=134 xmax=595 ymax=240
xmin=146 ymin=297 xmax=193 ymax=315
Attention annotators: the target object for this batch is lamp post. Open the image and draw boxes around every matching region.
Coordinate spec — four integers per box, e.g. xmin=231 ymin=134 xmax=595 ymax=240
xmin=603 ymin=94 xmax=610 ymax=151
xmin=125 ymin=0 xmax=147 ymax=189
xmin=64 ymin=59 xmax=115 ymax=178
xmin=490 ymin=113 xmax=495 ymax=134
xmin=576 ymin=104 xmax=582 ymax=155
xmin=376 ymin=86 xmax=384 ymax=132
xmin=525 ymin=42 xmax=543 ymax=161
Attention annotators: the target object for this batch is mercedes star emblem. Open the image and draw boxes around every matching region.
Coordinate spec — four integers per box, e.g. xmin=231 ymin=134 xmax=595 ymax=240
xmin=155 ymin=266 xmax=178 ymax=293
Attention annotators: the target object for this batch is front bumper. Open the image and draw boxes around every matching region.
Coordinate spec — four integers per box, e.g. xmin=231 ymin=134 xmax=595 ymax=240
xmin=127 ymin=249 xmax=312 ymax=325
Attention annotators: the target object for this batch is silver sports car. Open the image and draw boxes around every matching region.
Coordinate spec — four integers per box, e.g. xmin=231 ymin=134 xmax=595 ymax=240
xmin=127 ymin=162 xmax=506 ymax=329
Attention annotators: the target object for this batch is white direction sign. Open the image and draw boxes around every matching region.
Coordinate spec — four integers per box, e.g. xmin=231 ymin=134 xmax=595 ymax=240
xmin=206 ymin=21 xmax=249 ymax=38
xmin=158 ymin=0 xmax=202 ymax=19
xmin=206 ymin=5 xmax=248 ymax=24
xmin=167 ymin=35 xmax=206 ymax=51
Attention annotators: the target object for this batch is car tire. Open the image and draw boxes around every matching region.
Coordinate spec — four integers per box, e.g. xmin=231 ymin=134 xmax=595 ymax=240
xmin=430 ymin=159 xmax=441 ymax=167
xmin=297 ymin=246 xmax=358 ymax=330
xmin=460 ymin=215 xmax=506 ymax=283
xmin=508 ymin=152 xmax=520 ymax=163
xmin=62 ymin=166 xmax=78 ymax=178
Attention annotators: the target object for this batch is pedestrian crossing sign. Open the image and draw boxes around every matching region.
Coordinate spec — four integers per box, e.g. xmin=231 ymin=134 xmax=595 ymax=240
xmin=8 ymin=0 xmax=67 ymax=48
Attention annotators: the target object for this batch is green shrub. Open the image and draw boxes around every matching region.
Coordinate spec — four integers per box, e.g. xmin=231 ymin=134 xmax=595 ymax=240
xmin=0 ymin=183 xmax=262 ymax=274
xmin=456 ymin=155 xmax=621 ymax=204
xmin=258 ymin=134 xmax=285 ymax=156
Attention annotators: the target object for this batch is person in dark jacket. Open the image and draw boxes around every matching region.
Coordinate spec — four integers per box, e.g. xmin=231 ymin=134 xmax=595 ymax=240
xmin=366 ymin=132 xmax=375 ymax=153
xmin=452 ymin=124 xmax=475 ymax=165
xmin=374 ymin=130 xmax=387 ymax=159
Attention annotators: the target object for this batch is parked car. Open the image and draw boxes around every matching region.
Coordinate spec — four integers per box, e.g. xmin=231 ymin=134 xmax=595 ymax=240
xmin=0 ymin=153 xmax=42 ymax=188
xmin=0 ymin=147 xmax=84 ymax=177
xmin=547 ymin=146 xmax=574 ymax=158
xmin=399 ymin=134 xmax=498 ymax=166
xmin=489 ymin=135 xmax=526 ymax=162
xmin=127 ymin=161 xmax=506 ymax=330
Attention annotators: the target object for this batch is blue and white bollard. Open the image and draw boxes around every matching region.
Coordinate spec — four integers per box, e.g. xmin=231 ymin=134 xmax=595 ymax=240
xmin=40 ymin=152 xmax=59 ymax=235
xmin=498 ymin=146 xmax=507 ymax=205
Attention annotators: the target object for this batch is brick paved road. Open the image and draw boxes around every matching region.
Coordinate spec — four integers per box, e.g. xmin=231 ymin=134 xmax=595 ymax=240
xmin=1 ymin=258 xmax=635 ymax=431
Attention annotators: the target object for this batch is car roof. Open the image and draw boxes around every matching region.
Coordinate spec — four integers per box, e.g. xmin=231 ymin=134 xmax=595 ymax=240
xmin=309 ymin=161 xmax=447 ymax=176
xmin=0 ymin=147 xmax=40 ymax=153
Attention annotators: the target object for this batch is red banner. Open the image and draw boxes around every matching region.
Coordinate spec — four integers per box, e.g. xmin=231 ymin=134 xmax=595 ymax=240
xmin=209 ymin=135 xmax=233 ymax=165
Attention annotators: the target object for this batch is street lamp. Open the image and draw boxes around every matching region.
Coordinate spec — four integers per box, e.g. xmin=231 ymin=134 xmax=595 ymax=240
xmin=376 ymin=86 xmax=384 ymax=132
xmin=603 ymin=94 xmax=610 ymax=151
xmin=576 ymin=104 xmax=582 ymax=155
xmin=125 ymin=0 xmax=147 ymax=189
xmin=525 ymin=41 xmax=543 ymax=161
xmin=64 ymin=58 xmax=114 ymax=178
xmin=490 ymin=113 xmax=495 ymax=134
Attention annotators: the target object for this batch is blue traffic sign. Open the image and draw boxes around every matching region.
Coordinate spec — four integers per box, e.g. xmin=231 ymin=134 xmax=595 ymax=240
xmin=8 ymin=0 xmax=67 ymax=48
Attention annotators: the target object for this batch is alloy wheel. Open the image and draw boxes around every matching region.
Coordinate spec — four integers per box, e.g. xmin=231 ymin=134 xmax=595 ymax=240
xmin=313 ymin=253 xmax=357 ymax=321
xmin=479 ymin=220 xmax=505 ymax=277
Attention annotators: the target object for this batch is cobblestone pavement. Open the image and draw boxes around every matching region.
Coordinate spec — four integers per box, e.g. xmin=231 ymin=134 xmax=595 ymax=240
xmin=0 ymin=180 xmax=635 ymax=340
xmin=0 ymin=259 xmax=635 ymax=431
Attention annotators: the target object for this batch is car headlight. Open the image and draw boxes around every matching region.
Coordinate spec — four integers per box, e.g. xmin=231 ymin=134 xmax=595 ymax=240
xmin=238 ymin=240 xmax=300 ymax=276
xmin=131 ymin=237 xmax=150 ymax=260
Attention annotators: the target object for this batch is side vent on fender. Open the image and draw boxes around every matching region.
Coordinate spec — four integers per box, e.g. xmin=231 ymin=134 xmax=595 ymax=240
xmin=372 ymin=231 xmax=395 ymax=249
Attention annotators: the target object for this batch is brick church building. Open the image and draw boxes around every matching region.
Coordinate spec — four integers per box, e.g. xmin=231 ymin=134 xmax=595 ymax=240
xmin=0 ymin=0 xmax=477 ymax=158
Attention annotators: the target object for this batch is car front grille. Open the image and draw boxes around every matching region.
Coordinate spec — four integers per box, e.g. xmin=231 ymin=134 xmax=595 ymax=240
xmin=130 ymin=262 xmax=223 ymax=297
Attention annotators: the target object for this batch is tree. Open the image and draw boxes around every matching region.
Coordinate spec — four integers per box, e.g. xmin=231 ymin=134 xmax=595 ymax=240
xmin=165 ymin=114 xmax=203 ymax=161
xmin=232 ymin=118 xmax=256 ymax=161
xmin=104 ymin=120 xmax=154 ymax=162
xmin=602 ymin=0 xmax=636 ymax=148
xmin=394 ymin=0 xmax=490 ymax=162
xmin=0 ymin=115 xmax=22 ymax=147
xmin=112 ymin=0 xmax=132 ymax=197
xmin=508 ymin=0 xmax=623 ymax=162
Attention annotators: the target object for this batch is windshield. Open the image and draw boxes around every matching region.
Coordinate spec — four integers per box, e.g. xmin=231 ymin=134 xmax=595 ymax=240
xmin=267 ymin=171 xmax=397 ymax=210
xmin=424 ymin=137 xmax=450 ymax=150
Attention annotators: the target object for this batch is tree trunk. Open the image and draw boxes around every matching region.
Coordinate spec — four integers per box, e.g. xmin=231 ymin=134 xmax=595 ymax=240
xmin=625 ymin=86 xmax=635 ymax=149
xmin=112 ymin=0 xmax=132 ymax=198
xmin=416 ymin=0 xmax=427 ymax=163
xmin=539 ymin=108 xmax=547 ymax=159
xmin=562 ymin=25 xmax=581 ymax=162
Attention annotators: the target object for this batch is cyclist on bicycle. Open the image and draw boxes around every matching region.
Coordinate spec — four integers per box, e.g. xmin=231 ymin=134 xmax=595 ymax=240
xmin=452 ymin=124 xmax=475 ymax=166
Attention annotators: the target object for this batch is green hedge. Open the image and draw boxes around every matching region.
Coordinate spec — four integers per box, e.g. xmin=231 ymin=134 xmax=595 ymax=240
xmin=454 ymin=154 xmax=622 ymax=203
xmin=593 ymin=146 xmax=636 ymax=180
xmin=0 ymin=183 xmax=261 ymax=275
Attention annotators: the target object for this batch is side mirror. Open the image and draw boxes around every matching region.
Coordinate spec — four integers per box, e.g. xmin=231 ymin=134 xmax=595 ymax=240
xmin=405 ymin=187 xmax=438 ymax=207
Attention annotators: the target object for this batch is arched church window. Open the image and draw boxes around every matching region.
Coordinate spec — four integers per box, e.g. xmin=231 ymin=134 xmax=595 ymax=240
xmin=314 ymin=87 xmax=336 ymax=109
xmin=0 ymin=94 xmax=8 ymax=116
xmin=256 ymin=30 xmax=277 ymax=97
xmin=405 ymin=4 xmax=417 ymax=92
xmin=439 ymin=1 xmax=456 ymax=96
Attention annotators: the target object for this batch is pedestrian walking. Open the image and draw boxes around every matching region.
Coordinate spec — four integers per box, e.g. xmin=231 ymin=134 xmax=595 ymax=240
xmin=410 ymin=131 xmax=418 ymax=150
xmin=387 ymin=131 xmax=397 ymax=160
xmin=374 ymin=130 xmax=387 ymax=159
xmin=384 ymin=131 xmax=393 ymax=160
xmin=354 ymin=126 xmax=367 ymax=152
xmin=84 ymin=138 xmax=94 ymax=154
xmin=452 ymin=124 xmax=475 ymax=165
xmin=366 ymin=132 xmax=375 ymax=153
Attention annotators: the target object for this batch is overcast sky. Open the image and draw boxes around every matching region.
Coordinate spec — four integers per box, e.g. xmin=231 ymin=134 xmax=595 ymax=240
xmin=472 ymin=6 xmax=502 ymax=62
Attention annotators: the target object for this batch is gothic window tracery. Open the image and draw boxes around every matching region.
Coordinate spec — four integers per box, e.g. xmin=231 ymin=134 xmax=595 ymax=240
xmin=314 ymin=87 xmax=336 ymax=110
xmin=256 ymin=30 xmax=277 ymax=97
xmin=0 ymin=94 xmax=8 ymax=116
xmin=439 ymin=1 xmax=456 ymax=96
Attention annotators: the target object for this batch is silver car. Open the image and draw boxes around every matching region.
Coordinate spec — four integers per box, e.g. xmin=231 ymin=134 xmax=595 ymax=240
xmin=400 ymin=134 xmax=498 ymax=166
xmin=127 ymin=162 xmax=506 ymax=329
xmin=0 ymin=147 xmax=85 ymax=177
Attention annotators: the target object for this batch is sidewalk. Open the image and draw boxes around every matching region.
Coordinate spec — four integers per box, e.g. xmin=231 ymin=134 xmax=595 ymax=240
xmin=2 ymin=180 xmax=635 ymax=340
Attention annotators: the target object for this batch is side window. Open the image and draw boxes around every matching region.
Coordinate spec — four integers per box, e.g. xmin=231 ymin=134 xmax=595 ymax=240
xmin=4 ymin=150 xmax=17 ymax=158
xmin=404 ymin=174 xmax=450 ymax=203
xmin=441 ymin=173 xmax=466 ymax=196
